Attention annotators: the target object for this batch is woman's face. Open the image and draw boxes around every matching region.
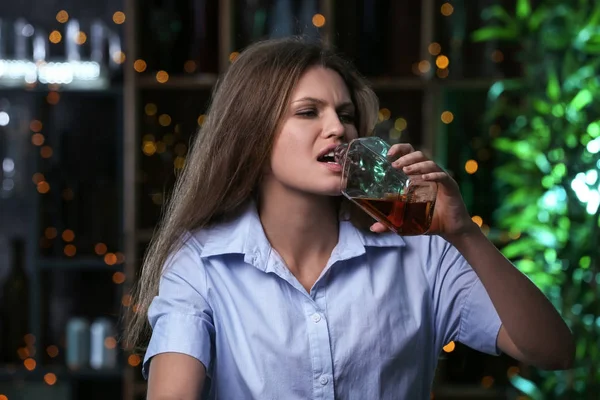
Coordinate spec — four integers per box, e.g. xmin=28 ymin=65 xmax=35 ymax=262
xmin=263 ymin=66 xmax=358 ymax=197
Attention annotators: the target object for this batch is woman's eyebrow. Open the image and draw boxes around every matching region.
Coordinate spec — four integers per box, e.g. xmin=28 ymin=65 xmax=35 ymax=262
xmin=292 ymin=97 xmax=354 ymax=109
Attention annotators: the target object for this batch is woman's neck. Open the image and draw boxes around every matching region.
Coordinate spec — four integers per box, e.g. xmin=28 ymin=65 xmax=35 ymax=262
xmin=257 ymin=185 xmax=340 ymax=279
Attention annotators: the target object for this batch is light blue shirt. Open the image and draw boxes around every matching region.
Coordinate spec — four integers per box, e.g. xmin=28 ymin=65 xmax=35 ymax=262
xmin=143 ymin=201 xmax=501 ymax=399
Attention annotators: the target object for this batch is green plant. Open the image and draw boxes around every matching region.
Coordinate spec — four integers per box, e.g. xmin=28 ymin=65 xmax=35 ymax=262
xmin=473 ymin=0 xmax=600 ymax=398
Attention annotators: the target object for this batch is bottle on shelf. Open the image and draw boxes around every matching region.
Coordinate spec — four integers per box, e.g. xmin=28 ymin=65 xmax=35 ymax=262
xmin=0 ymin=237 xmax=29 ymax=364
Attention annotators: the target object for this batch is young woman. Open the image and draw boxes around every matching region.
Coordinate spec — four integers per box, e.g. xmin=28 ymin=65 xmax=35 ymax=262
xmin=126 ymin=37 xmax=574 ymax=400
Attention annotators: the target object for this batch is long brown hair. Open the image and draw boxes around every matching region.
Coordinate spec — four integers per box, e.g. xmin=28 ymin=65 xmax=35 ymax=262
xmin=125 ymin=37 xmax=379 ymax=352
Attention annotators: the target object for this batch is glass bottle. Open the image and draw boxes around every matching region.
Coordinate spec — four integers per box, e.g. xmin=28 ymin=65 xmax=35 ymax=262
xmin=334 ymin=137 xmax=437 ymax=235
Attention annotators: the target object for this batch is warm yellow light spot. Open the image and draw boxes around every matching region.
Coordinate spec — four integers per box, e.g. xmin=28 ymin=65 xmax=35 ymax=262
xmin=481 ymin=376 xmax=494 ymax=389
xmin=491 ymin=50 xmax=504 ymax=63
xmin=75 ymin=32 xmax=87 ymax=45
xmin=507 ymin=366 xmax=520 ymax=378
xmin=45 ymin=227 xmax=57 ymax=239
xmin=508 ymin=231 xmax=521 ymax=240
xmin=378 ymin=108 xmax=391 ymax=122
xmin=95 ymin=243 xmax=108 ymax=255
xmin=44 ymin=373 xmax=57 ymax=386
xmin=113 ymin=51 xmax=126 ymax=64
xmin=394 ymin=118 xmax=407 ymax=131
xmin=113 ymin=11 xmax=126 ymax=24
xmin=184 ymin=60 xmax=197 ymax=73
xmin=436 ymin=55 xmax=449 ymax=69
xmin=156 ymin=141 xmax=166 ymax=154
xmin=174 ymin=156 xmax=186 ymax=169
xmin=156 ymin=70 xmax=169 ymax=83
xmin=56 ymin=10 xmax=69 ymax=23
xmin=112 ymin=272 xmax=126 ymax=284
xmin=441 ymin=3 xmax=454 ymax=16
xmin=0 ymin=395 xmax=8 ymax=400
xmin=62 ymin=229 xmax=75 ymax=242
xmin=32 ymin=173 xmax=45 ymax=184
xmin=428 ymin=42 xmax=441 ymax=55
xmin=229 ymin=52 xmax=240 ymax=63
xmin=104 ymin=336 xmax=117 ymax=349
xmin=442 ymin=341 xmax=455 ymax=352
xmin=122 ymin=294 xmax=132 ymax=307
xmin=134 ymin=59 xmax=147 ymax=73
xmin=37 ymin=181 xmax=50 ymax=194
xmin=24 ymin=333 xmax=35 ymax=345
xmin=104 ymin=253 xmax=117 ymax=266
xmin=158 ymin=114 xmax=172 ymax=127
xmin=389 ymin=128 xmax=402 ymax=141
xmin=47 ymin=345 xmax=59 ymax=358
xmin=24 ymin=358 xmax=36 ymax=371
xmin=49 ymin=31 xmax=62 ymax=44
xmin=144 ymin=103 xmax=157 ymax=116
xmin=47 ymin=92 xmax=60 ymax=105
xmin=17 ymin=347 xmax=29 ymax=359
xmin=197 ymin=114 xmax=206 ymax=126
xmin=441 ymin=111 xmax=454 ymax=124
xmin=143 ymin=141 xmax=157 ymax=156
xmin=465 ymin=159 xmax=479 ymax=174
xmin=312 ymin=14 xmax=326 ymax=27
xmin=481 ymin=224 xmax=490 ymax=236
xmin=128 ymin=354 xmax=141 ymax=367
xmin=418 ymin=60 xmax=431 ymax=74
xmin=436 ymin=68 xmax=449 ymax=79
xmin=152 ymin=193 xmax=163 ymax=205
xmin=30 ymin=120 xmax=42 ymax=132
xmin=31 ymin=133 xmax=45 ymax=146
xmin=40 ymin=146 xmax=53 ymax=158
xmin=64 ymin=244 xmax=76 ymax=257
xmin=471 ymin=215 xmax=483 ymax=227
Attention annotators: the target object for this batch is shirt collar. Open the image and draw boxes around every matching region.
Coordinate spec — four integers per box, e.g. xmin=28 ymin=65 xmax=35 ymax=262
xmin=198 ymin=200 xmax=405 ymax=269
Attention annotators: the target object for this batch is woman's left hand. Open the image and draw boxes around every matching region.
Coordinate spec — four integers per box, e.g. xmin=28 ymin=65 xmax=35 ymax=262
xmin=369 ymin=144 xmax=478 ymax=239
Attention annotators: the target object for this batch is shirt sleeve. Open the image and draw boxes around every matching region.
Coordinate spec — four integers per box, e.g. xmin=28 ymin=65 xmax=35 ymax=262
xmin=142 ymin=238 xmax=215 ymax=379
xmin=430 ymin=237 xmax=501 ymax=356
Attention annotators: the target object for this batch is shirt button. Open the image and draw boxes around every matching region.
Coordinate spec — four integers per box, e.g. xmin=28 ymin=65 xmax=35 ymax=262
xmin=311 ymin=313 xmax=321 ymax=323
xmin=319 ymin=376 xmax=329 ymax=385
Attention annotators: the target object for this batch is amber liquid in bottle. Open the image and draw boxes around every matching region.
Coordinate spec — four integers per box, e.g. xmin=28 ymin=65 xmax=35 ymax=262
xmin=353 ymin=194 xmax=434 ymax=235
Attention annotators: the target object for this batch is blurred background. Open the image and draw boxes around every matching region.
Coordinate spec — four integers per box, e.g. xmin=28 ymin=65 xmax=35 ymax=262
xmin=1 ymin=0 xmax=599 ymax=399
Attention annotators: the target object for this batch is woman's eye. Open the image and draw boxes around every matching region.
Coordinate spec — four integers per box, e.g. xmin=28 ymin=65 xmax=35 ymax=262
xmin=297 ymin=109 xmax=318 ymax=117
xmin=339 ymin=114 xmax=355 ymax=123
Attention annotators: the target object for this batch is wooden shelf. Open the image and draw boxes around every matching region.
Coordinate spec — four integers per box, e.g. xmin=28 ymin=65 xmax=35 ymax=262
xmin=133 ymin=74 xmax=496 ymax=92
xmin=433 ymin=384 xmax=509 ymax=399
xmin=0 ymin=365 xmax=123 ymax=382
xmin=136 ymin=74 xmax=218 ymax=90
xmin=38 ymin=258 xmax=124 ymax=271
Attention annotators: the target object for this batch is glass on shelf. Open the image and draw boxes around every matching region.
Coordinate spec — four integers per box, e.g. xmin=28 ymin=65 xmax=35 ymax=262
xmin=138 ymin=0 xmax=219 ymax=78
xmin=232 ymin=0 xmax=324 ymax=51
xmin=40 ymin=269 xmax=122 ymax=368
xmin=37 ymin=92 xmax=122 ymax=259
xmin=0 ymin=0 xmax=125 ymax=90
xmin=334 ymin=0 xmax=422 ymax=78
